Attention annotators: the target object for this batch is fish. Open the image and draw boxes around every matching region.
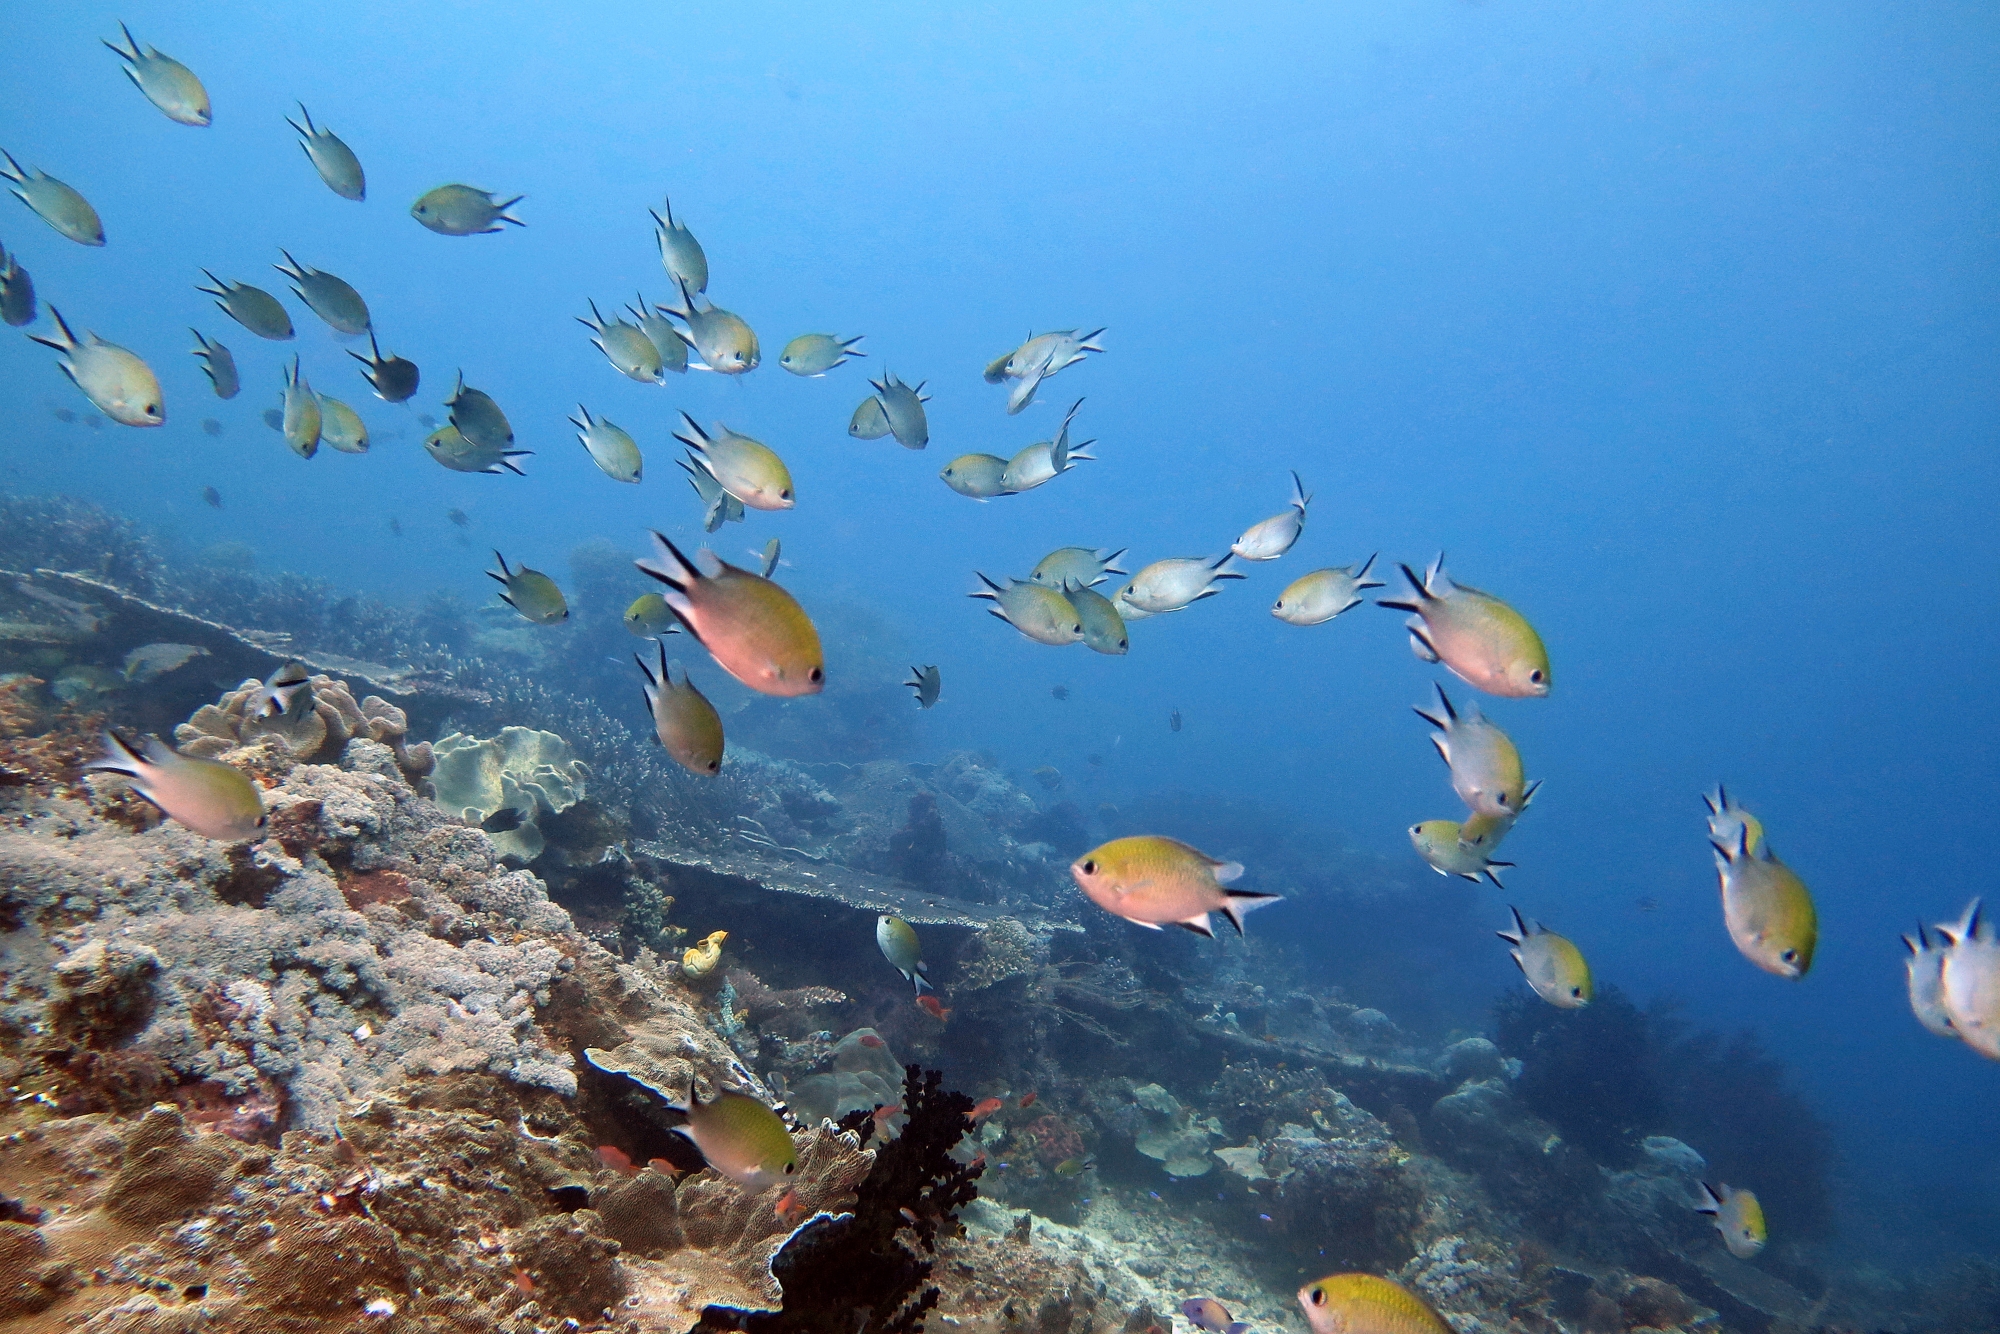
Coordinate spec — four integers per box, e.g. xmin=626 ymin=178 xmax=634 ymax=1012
xmin=317 ymin=394 xmax=369 ymax=454
xmin=274 ymin=251 xmax=370 ymax=336
xmin=1903 ymin=924 xmax=1957 ymax=1040
xmin=1379 ymin=556 xmax=1551 ymax=699
xmin=570 ymin=405 xmax=643 ymax=484
xmin=939 ymin=453 xmax=1014 ymax=499
xmin=850 ymin=396 xmax=893 ymax=440
xmin=197 ymin=271 xmax=294 ymax=341
xmin=1937 ymin=899 xmax=2000 ymax=1059
xmin=411 ymin=185 xmax=524 ymax=236
xmin=1181 ymin=1298 xmax=1249 ymax=1334
xmin=201 ymin=419 xmax=223 ymax=437
xmin=877 ymin=914 xmax=932 ymax=993
xmin=1018 ymin=1092 xmax=1036 ymax=1108
xmin=757 ymin=539 xmax=782 ymax=579
xmin=447 ymin=508 xmax=469 ymax=528
xmin=871 ymin=372 xmax=930 ymax=449
xmin=122 ymin=642 xmax=208 ymax=684
xmin=1051 ymin=686 xmax=1070 ymax=701
xmin=635 ymin=532 xmax=824 ymax=696
xmin=1695 ymin=1182 xmax=1768 ymax=1259
xmin=1120 ymin=555 xmax=1243 ymax=615
xmin=660 ymin=278 xmax=759 ymax=374
xmin=1409 ymin=819 xmax=1511 ymax=886
xmin=202 ymin=486 xmax=223 ymax=508
xmin=244 ymin=660 xmax=314 ymax=722
xmin=970 ymin=575 xmax=1084 ymax=646
xmin=652 ymin=198 xmax=709 ymax=294
xmin=679 ymin=456 xmax=746 ymax=532
xmin=85 ymin=732 xmax=266 ymax=841
xmin=781 ymin=333 xmax=866 ymax=376
xmin=676 ymin=415 xmax=794 ymax=511
xmin=0 ymin=149 xmax=105 ymax=245
xmin=1710 ymin=825 xmax=1817 ymax=979
xmin=50 ymin=405 xmax=77 ymax=424
xmin=1033 ymin=765 xmax=1063 ymax=790
xmin=627 ymin=293 xmax=690 ymax=375
xmin=29 ymin=308 xmax=164 ymax=427
xmin=1701 ymin=784 xmax=1764 ymax=859
xmin=624 ymin=592 xmax=680 ymax=638
xmin=985 ymin=328 xmax=1106 ymax=414
xmin=1169 ymin=710 xmax=1181 ymax=732
xmin=1272 ymin=555 xmax=1384 ymax=626
xmin=858 ymin=1034 xmax=886 ymax=1049
xmin=1052 ymin=1156 xmax=1092 ymax=1177
xmin=424 ymin=423 xmax=530 ymax=476
xmin=286 ymin=105 xmax=364 ymax=201
xmin=905 ymin=665 xmax=941 ymax=709
xmin=261 ymin=407 xmax=283 ymax=431
xmin=348 ymin=331 xmax=420 ymax=404
xmin=774 ymin=1187 xmax=805 ymax=1222
xmin=445 ymin=375 xmax=516 ymax=457
xmin=1413 ymin=684 xmax=1536 ymax=820
xmin=0 ymin=243 xmax=36 ymax=327
xmin=1001 ymin=400 xmax=1095 ymax=492
xmin=103 ymin=24 xmax=210 ymax=126
xmin=487 ymin=551 xmax=569 ymax=625
xmin=280 ymin=357 xmax=321 ymax=458
xmin=636 ymin=641 xmax=724 ymax=776
xmin=388 ymin=516 xmax=403 ymax=537
xmin=1065 ymin=583 xmax=1130 ymax=656
xmin=1298 ymin=1273 xmax=1450 ymax=1334
xmin=1232 ymin=472 xmax=1311 ymax=561
xmin=675 ymin=1085 xmax=797 ymax=1191
xmin=188 ymin=329 xmax=239 ymax=399
xmin=578 ymin=299 xmax=664 ymax=383
xmin=969 ymin=1097 xmax=1005 ymax=1121
xmin=418 ymin=413 xmax=437 ymax=429
xmin=1031 ymin=547 xmax=1128 ymax=590
xmin=916 ymin=995 xmax=951 ymax=1022
xmin=1497 ymin=906 xmax=1592 ymax=1008
xmin=1070 ymin=836 xmax=1281 ymax=937
xmin=1455 ymin=807 xmax=1522 ymax=856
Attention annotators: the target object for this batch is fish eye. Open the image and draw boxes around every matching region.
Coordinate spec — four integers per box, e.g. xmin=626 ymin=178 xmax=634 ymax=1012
xmin=1530 ymin=670 xmax=1545 ymax=683
xmin=809 ymin=667 xmax=823 ymax=683
xmin=1081 ymin=860 xmax=1097 ymax=875
xmin=1781 ymin=949 xmax=1798 ymax=962
xmin=784 ymin=1162 xmax=796 ymax=1174
xmin=1308 ymin=1288 xmax=1325 ymax=1307
xmin=1570 ymin=987 xmax=1581 ymax=997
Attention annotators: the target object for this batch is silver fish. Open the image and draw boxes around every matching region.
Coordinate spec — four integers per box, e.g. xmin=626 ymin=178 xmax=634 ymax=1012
xmin=29 ymin=307 xmax=164 ymax=427
xmin=1 ymin=149 xmax=104 ymax=246
xmin=348 ymin=331 xmax=419 ymax=403
xmin=904 ymin=664 xmax=941 ymax=709
xmin=871 ymin=371 xmax=930 ymax=449
xmin=579 ymin=298 xmax=663 ymax=383
xmin=627 ymin=292 xmax=690 ymax=375
xmin=198 ymin=271 xmax=293 ymax=340
xmin=104 ymin=23 xmax=210 ymax=127
xmin=411 ymin=184 xmax=524 ymax=236
xmin=0 ymin=243 xmax=35 ymax=327
xmin=274 ymin=251 xmax=370 ymax=335
xmin=286 ymin=104 xmax=364 ymax=200
xmin=652 ymin=197 xmax=708 ymax=294
xmin=446 ymin=371 xmax=514 ymax=450
xmin=188 ymin=329 xmax=239 ymax=399
xmin=780 ymin=333 xmax=865 ymax=376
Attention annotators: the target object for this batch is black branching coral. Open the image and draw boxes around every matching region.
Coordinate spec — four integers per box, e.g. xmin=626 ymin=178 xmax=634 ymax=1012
xmin=697 ymin=1065 xmax=985 ymax=1334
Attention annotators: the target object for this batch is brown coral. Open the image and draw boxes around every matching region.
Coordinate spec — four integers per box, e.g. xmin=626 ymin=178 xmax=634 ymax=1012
xmin=508 ymin=1211 xmax=625 ymax=1320
xmin=103 ymin=1103 xmax=241 ymax=1229
xmin=174 ymin=672 xmax=432 ymax=785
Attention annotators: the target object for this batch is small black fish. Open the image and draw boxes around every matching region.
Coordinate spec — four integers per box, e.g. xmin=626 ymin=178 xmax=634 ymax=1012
xmin=262 ymin=407 xmax=284 ymax=431
xmin=447 ymin=507 xmax=469 ymax=528
xmin=1636 ymin=895 xmax=1660 ymax=913
xmin=480 ymin=808 xmax=524 ymax=833
xmin=50 ymin=405 xmax=75 ymax=424
xmin=1169 ymin=709 xmax=1182 ymax=733
xmin=388 ymin=516 xmax=403 ymax=536
xmin=201 ymin=417 xmax=224 ymax=437
xmin=1086 ymin=754 xmax=1103 ymax=767
xmin=202 ymin=486 xmax=223 ymax=509
xmin=417 ymin=412 xmax=438 ymax=429
xmin=1051 ymin=685 xmax=1069 ymax=701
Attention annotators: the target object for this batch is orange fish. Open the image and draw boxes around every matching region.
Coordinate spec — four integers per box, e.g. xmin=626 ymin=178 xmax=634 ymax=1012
xmin=858 ymin=1033 xmax=886 ymax=1048
xmin=595 ymin=1145 xmax=638 ymax=1175
xmin=872 ymin=1102 xmax=901 ymax=1127
xmin=969 ymin=1097 xmax=1005 ymax=1121
xmin=774 ymin=1187 xmax=805 ymax=1222
xmin=916 ymin=994 xmax=951 ymax=1021
xmin=511 ymin=1268 xmax=536 ymax=1294
xmin=1018 ymin=1092 xmax=1037 ymax=1108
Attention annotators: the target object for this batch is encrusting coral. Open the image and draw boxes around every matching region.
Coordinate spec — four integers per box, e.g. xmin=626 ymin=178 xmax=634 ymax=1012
xmin=175 ymin=669 xmax=435 ymax=786
xmin=430 ymin=725 xmax=589 ymax=860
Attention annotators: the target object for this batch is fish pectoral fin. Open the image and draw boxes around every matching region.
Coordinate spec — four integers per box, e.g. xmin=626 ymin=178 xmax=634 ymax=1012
xmin=1174 ymin=915 xmax=1216 ymax=938
xmin=1212 ymin=861 xmax=1245 ymax=885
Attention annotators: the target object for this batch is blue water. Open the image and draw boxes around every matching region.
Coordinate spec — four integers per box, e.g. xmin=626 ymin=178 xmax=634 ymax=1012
xmin=3 ymin=0 xmax=1995 ymax=1267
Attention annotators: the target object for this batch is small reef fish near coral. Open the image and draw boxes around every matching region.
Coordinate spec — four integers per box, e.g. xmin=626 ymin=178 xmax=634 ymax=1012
xmin=0 ymin=6 xmax=1989 ymax=1334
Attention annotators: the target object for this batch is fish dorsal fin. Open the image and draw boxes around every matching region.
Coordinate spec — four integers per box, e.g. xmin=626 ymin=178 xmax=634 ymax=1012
xmin=692 ymin=547 xmax=725 ymax=579
xmin=1211 ymin=860 xmax=1244 ymax=885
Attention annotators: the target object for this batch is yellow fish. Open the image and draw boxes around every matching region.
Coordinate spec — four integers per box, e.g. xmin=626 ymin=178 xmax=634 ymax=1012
xmin=662 ymin=277 xmax=758 ymax=374
xmin=411 ymin=184 xmax=524 ymax=236
xmin=636 ymin=533 xmax=823 ymax=697
xmin=624 ymin=592 xmax=680 ymax=638
xmin=104 ymin=23 xmax=211 ymax=127
xmin=1498 ymin=906 xmax=1592 ymax=1008
xmin=970 ymin=575 xmax=1082 ymax=647
xmin=940 ymin=452 xmax=1013 ymax=499
xmin=316 ymin=393 xmax=368 ymax=454
xmin=1410 ymin=819 xmax=1510 ymax=886
xmin=1414 ymin=684 xmax=1536 ymax=820
xmin=487 ymin=551 xmax=568 ymax=624
xmin=1070 ymin=836 xmax=1281 ymax=937
xmin=424 ymin=423 xmax=530 ymax=476
xmin=1 ymin=149 xmax=105 ymax=245
xmin=1696 ymin=1181 xmax=1767 ymax=1259
xmin=676 ymin=415 xmax=794 ymax=511
xmin=1030 ymin=547 xmax=1127 ymax=589
xmin=579 ymin=298 xmax=663 ymax=383
xmin=1066 ymin=583 xmax=1129 ymax=656
xmin=1271 ymin=555 xmax=1384 ymax=626
xmin=571 ymin=405 xmax=642 ymax=483
xmin=1380 ymin=555 xmax=1550 ymax=698
xmin=30 ymin=308 xmax=163 ymax=427
xmin=637 ymin=641 xmax=723 ymax=776
xmin=287 ymin=104 xmax=364 ymax=201
xmin=1710 ymin=825 xmax=1816 ymax=978
xmin=780 ymin=333 xmax=865 ymax=376
xmin=652 ymin=197 xmax=708 ymax=294
xmin=197 ymin=271 xmax=292 ymax=340
xmin=678 ymin=1085 xmax=797 ymax=1190
xmin=1702 ymin=784 xmax=1764 ymax=858
xmin=280 ymin=357 xmax=320 ymax=458
xmin=1298 ymin=1274 xmax=1450 ymax=1334
xmin=85 ymin=732 xmax=266 ymax=842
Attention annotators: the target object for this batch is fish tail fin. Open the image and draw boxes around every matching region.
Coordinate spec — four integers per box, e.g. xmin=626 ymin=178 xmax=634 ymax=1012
xmin=842 ymin=335 xmax=867 ymax=352
xmin=1397 ymin=561 xmax=1435 ymax=602
xmin=0 ymin=149 xmax=23 ymax=185
xmin=1355 ymin=552 xmax=1385 ymax=588
xmin=1290 ymin=469 xmax=1311 ymax=511
xmin=1482 ymin=862 xmax=1512 ymax=887
xmin=1497 ymin=905 xmax=1526 ymax=945
xmin=286 ymin=103 xmax=314 ymax=137
xmin=1220 ymin=891 xmax=1282 ymax=935
xmin=83 ymin=729 xmax=146 ymax=778
xmin=28 ymin=304 xmax=77 ymax=352
xmin=1102 ymin=548 xmax=1130 ymax=576
xmin=496 ymin=196 xmax=526 ymax=226
xmin=1210 ymin=553 xmax=1245 ymax=581
xmin=1695 ymin=1182 xmax=1722 ymax=1215
xmin=1407 ymin=627 xmax=1442 ymax=663
xmin=1078 ymin=328 xmax=1107 ymax=352
xmin=637 ymin=530 xmax=699 ymax=594
xmin=1424 ymin=552 xmax=1448 ymax=593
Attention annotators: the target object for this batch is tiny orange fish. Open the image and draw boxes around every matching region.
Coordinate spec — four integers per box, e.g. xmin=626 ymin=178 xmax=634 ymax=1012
xmin=899 ymin=1207 xmax=919 ymax=1225
xmin=858 ymin=1033 xmax=885 ymax=1048
xmin=1018 ymin=1092 xmax=1037 ymax=1108
xmin=774 ymin=1187 xmax=805 ymax=1221
xmin=511 ymin=1268 xmax=536 ymax=1294
xmin=646 ymin=1158 xmax=674 ymax=1174
xmin=916 ymin=994 xmax=951 ymax=1021
xmin=872 ymin=1102 xmax=901 ymax=1126
xmin=970 ymin=1096 xmax=1005 ymax=1121
xmin=595 ymin=1145 xmax=638 ymax=1175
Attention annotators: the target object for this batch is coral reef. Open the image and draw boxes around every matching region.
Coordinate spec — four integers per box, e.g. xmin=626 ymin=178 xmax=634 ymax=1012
xmin=175 ymin=670 xmax=436 ymax=786
xmin=430 ymin=726 xmax=589 ymax=860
